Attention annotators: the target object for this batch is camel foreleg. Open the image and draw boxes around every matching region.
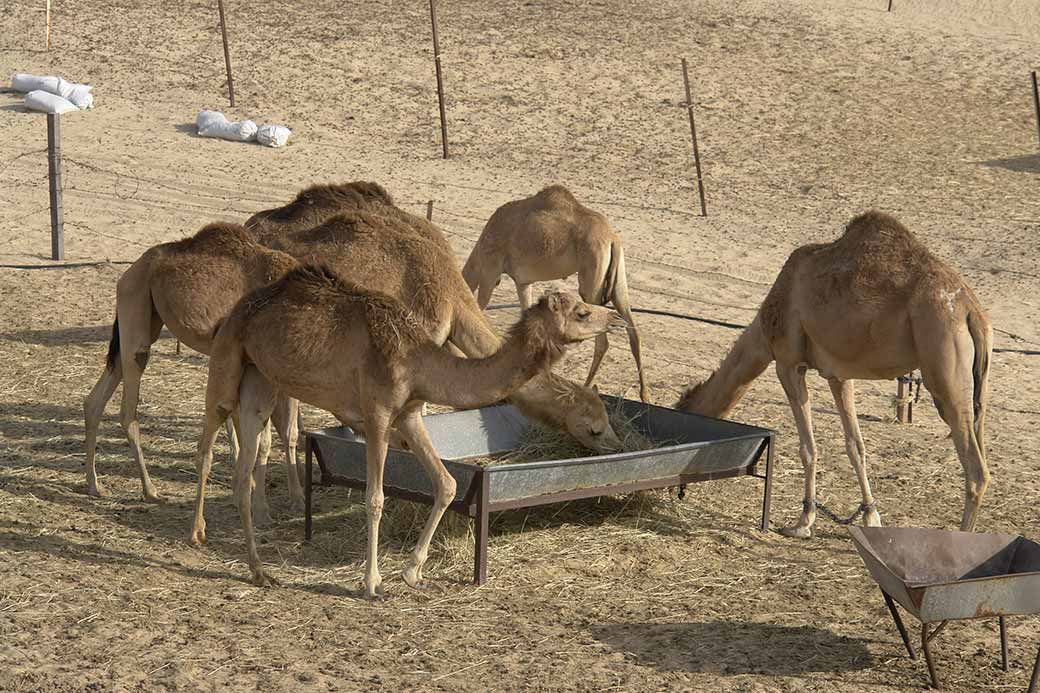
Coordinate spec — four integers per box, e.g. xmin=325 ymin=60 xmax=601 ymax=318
xmin=397 ymin=405 xmax=457 ymax=589
xmin=776 ymin=363 xmax=818 ymax=538
xmin=827 ymin=378 xmax=881 ymax=528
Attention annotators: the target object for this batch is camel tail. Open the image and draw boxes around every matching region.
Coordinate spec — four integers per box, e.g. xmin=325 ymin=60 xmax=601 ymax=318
xmin=105 ymin=317 xmax=120 ymax=372
xmin=600 ymin=239 xmax=621 ymax=305
xmin=966 ymin=308 xmax=991 ymax=449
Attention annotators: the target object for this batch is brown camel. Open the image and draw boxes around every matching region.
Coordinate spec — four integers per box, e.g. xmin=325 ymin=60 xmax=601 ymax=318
xmin=189 ymin=265 xmax=616 ymax=594
xmin=243 ymin=181 xmax=622 ymax=450
xmin=82 ymin=223 xmax=304 ymax=520
xmin=245 ymin=180 xmax=454 ymax=258
xmin=267 ymin=211 xmax=624 ymax=450
xmin=461 ymin=185 xmax=649 ymax=402
xmin=677 ymin=211 xmax=991 ymax=537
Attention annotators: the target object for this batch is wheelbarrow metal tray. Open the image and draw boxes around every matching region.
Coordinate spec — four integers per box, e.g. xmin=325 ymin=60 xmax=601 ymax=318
xmin=850 ymin=526 xmax=1040 ymax=622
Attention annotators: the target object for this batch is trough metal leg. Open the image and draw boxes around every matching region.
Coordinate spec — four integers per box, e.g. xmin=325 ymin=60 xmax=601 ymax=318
xmin=1029 ymin=642 xmax=1040 ymax=693
xmin=760 ymin=437 xmax=774 ymax=531
xmin=999 ymin=616 xmax=1009 ymax=672
xmin=921 ymin=622 xmax=941 ymax=689
xmin=304 ymin=438 xmax=313 ymax=542
xmin=473 ymin=471 xmax=489 ymax=586
xmin=881 ymin=590 xmax=916 ymax=660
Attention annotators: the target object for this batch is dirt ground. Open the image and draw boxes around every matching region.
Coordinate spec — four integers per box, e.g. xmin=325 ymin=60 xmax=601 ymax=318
xmin=2 ymin=0 xmax=1039 ymax=690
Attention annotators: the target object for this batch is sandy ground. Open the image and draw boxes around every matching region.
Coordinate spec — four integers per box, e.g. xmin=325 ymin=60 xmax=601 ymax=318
xmin=1 ymin=0 xmax=1039 ymax=690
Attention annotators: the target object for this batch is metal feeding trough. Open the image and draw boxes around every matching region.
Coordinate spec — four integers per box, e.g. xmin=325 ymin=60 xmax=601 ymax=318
xmin=304 ymin=395 xmax=774 ymax=584
xmin=850 ymin=526 xmax=1040 ymax=691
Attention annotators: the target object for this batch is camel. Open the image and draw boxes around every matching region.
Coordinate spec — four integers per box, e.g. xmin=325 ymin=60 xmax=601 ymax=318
xmin=461 ymin=185 xmax=649 ymax=402
xmin=83 ymin=223 xmax=305 ymax=521
xmin=189 ymin=265 xmax=616 ymax=594
xmin=243 ymin=181 xmax=622 ymax=448
xmin=676 ymin=211 xmax=991 ymax=537
xmin=244 ymin=180 xmax=453 ymax=257
xmin=267 ymin=211 xmax=624 ymax=447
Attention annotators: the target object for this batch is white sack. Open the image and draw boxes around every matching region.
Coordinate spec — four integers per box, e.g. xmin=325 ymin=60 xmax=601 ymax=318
xmin=256 ymin=124 xmax=291 ymax=148
xmin=56 ymin=78 xmax=93 ymax=109
xmin=11 ymin=73 xmax=93 ymax=109
xmin=24 ymin=90 xmax=79 ymax=114
xmin=196 ymin=110 xmax=257 ymax=142
xmin=12 ymin=73 xmax=60 ymax=93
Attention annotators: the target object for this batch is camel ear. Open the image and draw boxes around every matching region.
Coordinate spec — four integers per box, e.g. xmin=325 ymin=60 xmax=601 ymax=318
xmin=546 ymin=292 xmax=561 ymax=313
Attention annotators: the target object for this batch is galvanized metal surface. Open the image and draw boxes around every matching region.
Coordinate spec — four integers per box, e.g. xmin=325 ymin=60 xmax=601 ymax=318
xmin=309 ymin=396 xmax=772 ymax=505
xmin=850 ymin=526 xmax=1040 ymax=622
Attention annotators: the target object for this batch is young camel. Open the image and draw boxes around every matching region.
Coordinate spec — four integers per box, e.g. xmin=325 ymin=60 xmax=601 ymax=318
xmin=82 ymin=223 xmax=304 ymax=518
xmin=190 ymin=265 xmax=616 ymax=594
xmin=462 ymin=185 xmax=649 ymax=402
xmin=676 ymin=211 xmax=991 ymax=537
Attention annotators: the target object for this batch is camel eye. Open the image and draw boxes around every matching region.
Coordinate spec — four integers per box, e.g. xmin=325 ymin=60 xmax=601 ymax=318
xmin=589 ymin=427 xmax=602 ymax=437
xmin=577 ymin=309 xmax=590 ymax=321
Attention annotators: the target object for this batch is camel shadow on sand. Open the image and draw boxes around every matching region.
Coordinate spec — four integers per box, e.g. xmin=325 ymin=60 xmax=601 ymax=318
xmin=979 ymin=153 xmax=1040 ymax=174
xmin=592 ymin=620 xmax=873 ymax=677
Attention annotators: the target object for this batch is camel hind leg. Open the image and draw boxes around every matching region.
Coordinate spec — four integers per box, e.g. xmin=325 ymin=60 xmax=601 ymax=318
xmin=234 ymin=366 xmax=279 ymax=586
xmin=84 ymin=330 xmax=122 ymax=497
xmin=270 ymin=395 xmax=304 ymax=512
xmin=115 ymin=283 xmax=164 ymax=502
xmin=608 ymin=248 xmax=648 ymax=402
xmin=916 ymin=319 xmax=988 ymax=531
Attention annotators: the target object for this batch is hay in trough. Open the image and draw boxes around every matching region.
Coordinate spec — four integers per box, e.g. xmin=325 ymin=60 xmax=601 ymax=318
xmin=471 ymin=398 xmax=664 ymax=467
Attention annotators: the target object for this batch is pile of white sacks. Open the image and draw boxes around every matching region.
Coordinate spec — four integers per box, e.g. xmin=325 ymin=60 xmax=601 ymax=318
xmin=10 ymin=73 xmax=94 ymax=113
xmin=197 ymin=110 xmax=291 ymax=148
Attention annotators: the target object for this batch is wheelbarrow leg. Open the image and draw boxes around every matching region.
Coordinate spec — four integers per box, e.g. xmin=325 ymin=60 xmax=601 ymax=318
xmin=921 ymin=622 xmax=941 ymax=689
xmin=881 ymin=589 xmax=916 ymax=660
xmin=999 ymin=616 xmax=1008 ymax=672
xmin=1029 ymin=641 xmax=1040 ymax=693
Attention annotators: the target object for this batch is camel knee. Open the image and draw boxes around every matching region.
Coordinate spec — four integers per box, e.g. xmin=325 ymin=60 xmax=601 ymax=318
xmin=366 ymin=489 xmax=385 ymax=517
xmin=435 ymin=475 xmax=456 ymax=509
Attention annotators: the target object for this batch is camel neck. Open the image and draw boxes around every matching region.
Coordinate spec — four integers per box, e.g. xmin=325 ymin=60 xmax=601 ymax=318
xmin=682 ymin=316 xmax=773 ymax=418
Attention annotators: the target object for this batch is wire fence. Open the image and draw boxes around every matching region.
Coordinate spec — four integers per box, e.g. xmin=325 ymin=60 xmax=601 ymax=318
xmin=2 ymin=137 xmax=1039 ymax=357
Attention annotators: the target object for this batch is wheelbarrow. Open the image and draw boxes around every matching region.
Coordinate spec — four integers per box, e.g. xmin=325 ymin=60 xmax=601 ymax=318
xmin=849 ymin=526 xmax=1040 ymax=690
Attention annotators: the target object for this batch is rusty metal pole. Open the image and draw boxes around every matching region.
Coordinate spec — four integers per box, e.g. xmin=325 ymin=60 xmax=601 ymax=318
xmin=47 ymin=114 xmax=64 ymax=261
xmin=896 ymin=374 xmax=912 ymax=424
xmin=426 ymin=200 xmax=434 ymax=221
xmin=429 ymin=0 xmax=449 ymax=158
xmin=681 ymin=58 xmax=708 ymax=217
xmin=1031 ymin=71 xmax=1040 ymax=150
xmin=217 ymin=0 xmax=235 ymax=107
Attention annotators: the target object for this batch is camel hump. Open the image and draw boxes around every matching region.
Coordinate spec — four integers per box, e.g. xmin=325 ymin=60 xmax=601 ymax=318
xmin=298 ymin=181 xmax=394 ymax=208
xmin=839 ymin=210 xmax=922 ymax=252
xmin=534 ymin=184 xmax=578 ymax=208
xmin=169 ymin=222 xmax=256 ymax=255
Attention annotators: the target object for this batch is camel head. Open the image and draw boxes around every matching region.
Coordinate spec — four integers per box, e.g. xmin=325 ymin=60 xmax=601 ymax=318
xmin=567 ymin=384 xmax=624 ymax=452
xmin=534 ymin=291 xmax=618 ymax=346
